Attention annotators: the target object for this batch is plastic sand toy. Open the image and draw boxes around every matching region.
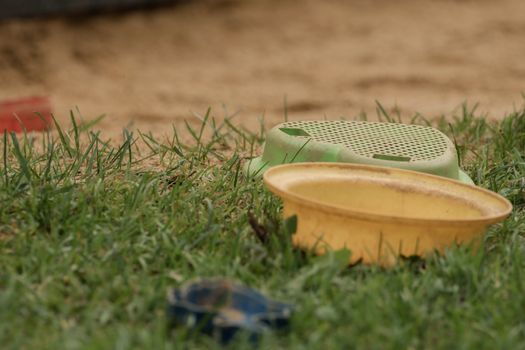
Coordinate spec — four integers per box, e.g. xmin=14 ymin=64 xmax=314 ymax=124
xmin=245 ymin=120 xmax=474 ymax=184
xmin=263 ymin=163 xmax=512 ymax=266
xmin=167 ymin=279 xmax=292 ymax=344
xmin=0 ymin=96 xmax=52 ymax=133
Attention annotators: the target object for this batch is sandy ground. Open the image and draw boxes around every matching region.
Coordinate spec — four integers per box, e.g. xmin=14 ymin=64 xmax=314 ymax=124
xmin=1 ymin=0 xmax=524 ymax=136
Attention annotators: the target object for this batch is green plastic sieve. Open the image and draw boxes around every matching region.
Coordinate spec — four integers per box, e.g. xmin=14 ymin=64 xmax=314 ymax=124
xmin=245 ymin=120 xmax=474 ymax=184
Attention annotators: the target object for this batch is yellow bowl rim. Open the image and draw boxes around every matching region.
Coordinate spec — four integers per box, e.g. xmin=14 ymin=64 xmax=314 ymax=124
xmin=263 ymin=162 xmax=513 ymax=226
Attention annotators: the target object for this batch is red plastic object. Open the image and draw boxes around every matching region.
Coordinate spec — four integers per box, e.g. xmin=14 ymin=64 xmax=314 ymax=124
xmin=0 ymin=96 xmax=52 ymax=133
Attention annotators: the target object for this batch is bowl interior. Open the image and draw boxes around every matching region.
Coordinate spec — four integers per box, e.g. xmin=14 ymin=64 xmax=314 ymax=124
xmin=264 ymin=163 xmax=512 ymax=223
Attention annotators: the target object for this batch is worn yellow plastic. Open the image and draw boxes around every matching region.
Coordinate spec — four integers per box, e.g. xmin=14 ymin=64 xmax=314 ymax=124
xmin=263 ymin=163 xmax=512 ymax=266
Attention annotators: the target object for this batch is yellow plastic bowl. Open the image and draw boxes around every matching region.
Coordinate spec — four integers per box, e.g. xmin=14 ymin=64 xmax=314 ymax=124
xmin=263 ymin=163 xmax=512 ymax=266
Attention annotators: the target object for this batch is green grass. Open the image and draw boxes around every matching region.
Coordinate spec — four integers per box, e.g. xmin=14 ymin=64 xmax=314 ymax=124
xmin=1 ymin=104 xmax=525 ymax=349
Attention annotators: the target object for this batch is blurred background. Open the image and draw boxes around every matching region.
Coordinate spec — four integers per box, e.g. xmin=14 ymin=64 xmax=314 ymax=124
xmin=0 ymin=0 xmax=524 ymax=134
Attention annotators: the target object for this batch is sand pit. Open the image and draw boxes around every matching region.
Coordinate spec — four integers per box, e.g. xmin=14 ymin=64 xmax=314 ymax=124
xmin=0 ymin=0 xmax=524 ymax=135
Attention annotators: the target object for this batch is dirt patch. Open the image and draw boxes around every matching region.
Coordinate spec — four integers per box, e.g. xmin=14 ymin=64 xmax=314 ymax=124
xmin=0 ymin=0 xmax=524 ymax=136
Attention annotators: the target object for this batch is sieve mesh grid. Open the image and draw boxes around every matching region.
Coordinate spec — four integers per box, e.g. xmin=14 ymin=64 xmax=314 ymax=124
xmin=281 ymin=121 xmax=449 ymax=162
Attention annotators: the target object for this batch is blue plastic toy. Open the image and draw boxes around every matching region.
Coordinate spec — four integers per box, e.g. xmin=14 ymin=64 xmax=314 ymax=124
xmin=167 ymin=279 xmax=293 ymax=344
